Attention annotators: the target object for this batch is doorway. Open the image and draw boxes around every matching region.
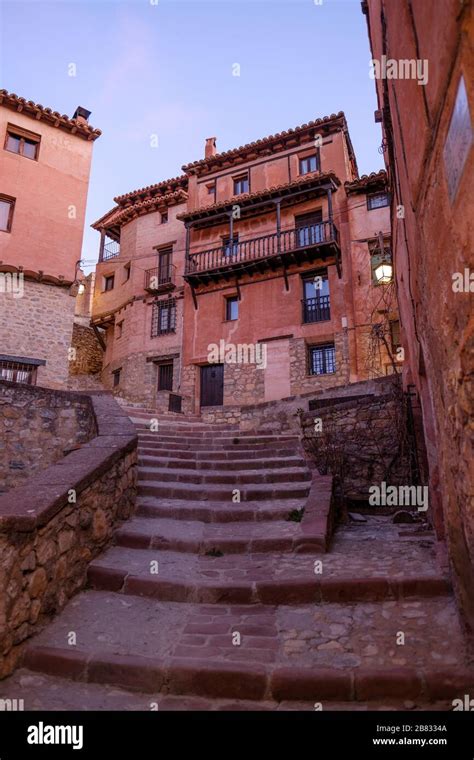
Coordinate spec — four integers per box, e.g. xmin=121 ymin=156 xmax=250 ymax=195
xmin=200 ymin=364 xmax=224 ymax=406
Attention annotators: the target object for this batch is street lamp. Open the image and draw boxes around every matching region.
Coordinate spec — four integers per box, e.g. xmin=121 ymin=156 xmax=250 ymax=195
xmin=374 ymin=261 xmax=393 ymax=284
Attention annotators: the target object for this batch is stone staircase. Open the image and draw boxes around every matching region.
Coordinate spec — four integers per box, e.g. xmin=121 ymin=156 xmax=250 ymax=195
xmin=2 ymin=408 xmax=473 ymax=710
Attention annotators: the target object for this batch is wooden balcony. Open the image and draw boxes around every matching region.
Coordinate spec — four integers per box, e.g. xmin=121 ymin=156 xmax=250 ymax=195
xmin=145 ymin=266 xmax=175 ymax=293
xmin=184 ymin=220 xmax=340 ymax=285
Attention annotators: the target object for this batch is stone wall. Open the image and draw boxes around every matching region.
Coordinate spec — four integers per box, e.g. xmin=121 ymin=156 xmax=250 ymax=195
xmin=201 ymin=376 xmax=396 ymax=431
xmin=0 ymin=280 xmax=76 ymax=388
xmin=0 ymin=381 xmax=96 ymax=493
xmin=69 ymin=323 xmax=103 ymax=376
xmin=0 ymin=392 xmax=138 ymax=678
xmin=289 ymin=332 xmax=350 ymax=396
xmin=299 ymin=387 xmax=417 ymax=502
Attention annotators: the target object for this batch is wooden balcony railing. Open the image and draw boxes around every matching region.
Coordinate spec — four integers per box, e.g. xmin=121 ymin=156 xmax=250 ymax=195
xmin=185 ymin=220 xmax=339 ymax=276
xmin=302 ymin=294 xmax=331 ymax=323
xmin=145 ymin=266 xmax=174 ymax=292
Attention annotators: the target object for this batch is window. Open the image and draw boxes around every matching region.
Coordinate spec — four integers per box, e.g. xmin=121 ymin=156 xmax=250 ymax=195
xmin=158 ymin=247 xmax=172 ymax=285
xmin=0 ymin=195 xmax=15 ymax=232
xmin=112 ymin=368 xmax=121 ymax=387
xmin=308 ymin=343 xmax=336 ymax=376
xmin=116 ymin=321 xmax=123 ymax=339
xmin=0 ymin=359 xmax=38 ymax=384
xmin=222 ymin=235 xmax=239 ymax=257
xmin=295 ymin=210 xmax=323 ymax=247
xmin=5 ymin=125 xmax=40 ymax=160
xmin=158 ymin=362 xmax=173 ymax=391
xmin=233 ymin=174 xmax=249 ymax=195
xmin=151 ymin=298 xmax=176 ymax=337
xmin=104 ymin=275 xmax=115 ymax=292
xmin=124 ymin=264 xmax=131 ymax=282
xmin=161 ymin=211 xmax=168 ymax=224
xmin=367 ymin=191 xmax=390 ymax=210
xmin=299 ymin=153 xmax=319 ymax=175
xmin=302 ymin=273 xmax=330 ymax=323
xmin=390 ymin=320 xmax=401 ymax=352
xmin=207 ymin=183 xmax=216 ymax=195
xmin=226 ymin=296 xmax=239 ymax=321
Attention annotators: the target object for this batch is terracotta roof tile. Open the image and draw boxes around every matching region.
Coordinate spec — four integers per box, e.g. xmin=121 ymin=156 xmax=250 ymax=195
xmin=182 ymin=112 xmax=347 ymax=173
xmin=0 ymin=89 xmax=101 ymax=141
xmin=113 ymin=175 xmax=188 ymax=205
xmin=344 ymin=170 xmax=387 ymax=193
xmin=177 ymin=171 xmax=340 ymax=222
xmin=92 ymin=189 xmax=188 ymax=231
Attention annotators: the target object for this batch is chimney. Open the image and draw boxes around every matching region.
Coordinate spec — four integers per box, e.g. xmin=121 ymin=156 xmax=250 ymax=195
xmin=205 ymin=137 xmax=217 ymax=159
xmin=72 ymin=106 xmax=92 ymax=125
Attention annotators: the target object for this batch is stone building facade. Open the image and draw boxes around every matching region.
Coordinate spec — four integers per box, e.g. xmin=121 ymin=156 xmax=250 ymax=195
xmin=364 ymin=0 xmax=474 ymax=632
xmin=92 ymin=115 xmax=397 ymax=412
xmin=0 ymin=91 xmax=100 ymax=388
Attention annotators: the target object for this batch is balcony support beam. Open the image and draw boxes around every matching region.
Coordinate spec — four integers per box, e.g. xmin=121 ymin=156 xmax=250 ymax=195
xmin=99 ymin=228 xmax=106 ymax=263
xmin=190 ymin=281 xmax=198 ymax=310
xmin=327 ymin=188 xmax=333 ymax=222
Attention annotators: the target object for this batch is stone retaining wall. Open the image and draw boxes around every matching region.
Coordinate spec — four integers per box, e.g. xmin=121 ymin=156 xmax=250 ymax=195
xmin=0 ymin=391 xmax=137 ymax=678
xmin=201 ymin=376 xmax=396 ymax=432
xmin=0 ymin=381 xmax=97 ymax=493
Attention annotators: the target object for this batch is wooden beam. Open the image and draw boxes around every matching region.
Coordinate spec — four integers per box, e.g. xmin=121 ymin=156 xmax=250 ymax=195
xmin=92 ymin=323 xmax=106 ymax=351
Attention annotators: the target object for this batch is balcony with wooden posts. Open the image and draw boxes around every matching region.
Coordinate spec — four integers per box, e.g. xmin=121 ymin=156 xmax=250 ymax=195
xmin=184 ymin=219 xmax=340 ymax=285
xmin=180 ymin=172 xmax=342 ymax=290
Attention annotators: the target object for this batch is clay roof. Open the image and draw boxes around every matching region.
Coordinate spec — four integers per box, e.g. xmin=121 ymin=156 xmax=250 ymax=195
xmin=0 ymin=89 xmax=101 ymax=141
xmin=113 ymin=175 xmax=188 ymax=205
xmin=91 ymin=189 xmax=188 ymax=231
xmin=177 ymin=171 xmax=340 ymax=223
xmin=182 ymin=112 xmax=349 ymax=174
xmin=344 ymin=170 xmax=387 ymax=194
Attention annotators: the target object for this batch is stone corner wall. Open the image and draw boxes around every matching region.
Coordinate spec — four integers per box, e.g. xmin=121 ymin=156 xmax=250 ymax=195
xmin=0 ymin=390 xmax=138 ymax=678
xmin=0 ymin=380 xmax=97 ymax=493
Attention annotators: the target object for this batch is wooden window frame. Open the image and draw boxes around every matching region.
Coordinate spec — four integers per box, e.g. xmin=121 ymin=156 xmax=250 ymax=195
xmin=0 ymin=194 xmax=16 ymax=233
xmin=4 ymin=124 xmax=41 ymax=161
xmin=161 ymin=211 xmax=168 ymax=224
xmin=233 ymin=173 xmax=249 ymax=196
xmin=299 ymin=153 xmax=320 ymax=176
xmin=367 ymin=191 xmax=390 ymax=210
xmin=103 ymin=274 xmax=115 ymax=292
xmin=307 ymin=343 xmax=336 ymax=376
xmin=225 ymin=295 xmax=239 ymax=322
xmin=157 ymin=362 xmax=174 ymax=391
xmin=112 ymin=368 xmax=121 ymax=387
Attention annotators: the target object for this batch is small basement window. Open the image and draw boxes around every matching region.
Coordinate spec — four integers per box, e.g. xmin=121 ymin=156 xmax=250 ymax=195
xmin=0 ymin=356 xmax=44 ymax=385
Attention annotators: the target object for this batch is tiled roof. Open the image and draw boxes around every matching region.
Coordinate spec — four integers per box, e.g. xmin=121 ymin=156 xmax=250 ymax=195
xmin=177 ymin=171 xmax=340 ymax=222
xmin=344 ymin=170 xmax=387 ymax=193
xmin=0 ymin=89 xmax=101 ymax=141
xmin=182 ymin=112 xmax=347 ymax=173
xmin=113 ymin=175 xmax=188 ymax=205
xmin=92 ymin=189 xmax=188 ymax=231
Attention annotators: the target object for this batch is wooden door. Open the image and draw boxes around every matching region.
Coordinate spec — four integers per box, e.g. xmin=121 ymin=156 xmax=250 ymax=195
xmin=200 ymin=364 xmax=224 ymax=406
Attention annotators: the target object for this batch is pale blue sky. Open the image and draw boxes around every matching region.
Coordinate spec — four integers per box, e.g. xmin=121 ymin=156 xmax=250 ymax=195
xmin=0 ymin=0 xmax=383 ymax=269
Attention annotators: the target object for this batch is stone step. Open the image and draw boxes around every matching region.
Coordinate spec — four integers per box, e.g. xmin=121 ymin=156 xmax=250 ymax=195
xmin=138 ymin=465 xmax=311 ymax=486
xmin=137 ymin=454 xmax=307 ymax=471
xmin=137 ymin=444 xmax=299 ymax=459
xmin=0 ymin=670 xmax=456 ymax=710
xmin=137 ymin=480 xmax=311 ymax=502
xmin=21 ymin=591 xmax=470 ymax=703
xmin=136 ymin=433 xmax=299 ymax=447
xmin=136 ymin=497 xmax=302 ymax=523
xmin=88 ymin=547 xmax=451 ymax=605
xmin=114 ymin=516 xmax=305 ymax=554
